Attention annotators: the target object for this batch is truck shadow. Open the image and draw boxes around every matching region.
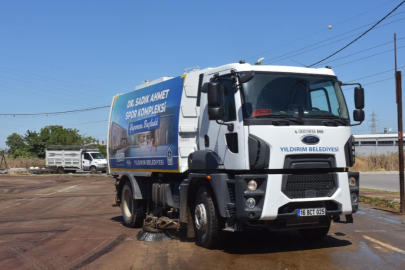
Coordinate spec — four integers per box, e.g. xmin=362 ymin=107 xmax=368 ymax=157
xmin=110 ymin=216 xmax=351 ymax=254
xmin=220 ymin=230 xmax=351 ymax=254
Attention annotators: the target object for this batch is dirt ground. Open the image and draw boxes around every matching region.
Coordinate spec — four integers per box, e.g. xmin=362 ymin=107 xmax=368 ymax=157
xmin=1 ymin=175 xmax=405 ymax=270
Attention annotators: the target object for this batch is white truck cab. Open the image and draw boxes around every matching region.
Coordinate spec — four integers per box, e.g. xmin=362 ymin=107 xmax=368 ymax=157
xmin=46 ymin=145 xmax=107 ymax=174
xmin=82 ymin=152 xmax=108 ymax=173
xmin=108 ymin=61 xmax=365 ymax=248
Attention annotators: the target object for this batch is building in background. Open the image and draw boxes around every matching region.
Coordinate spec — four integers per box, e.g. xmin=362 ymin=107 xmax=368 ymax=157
xmin=353 ymin=134 xmax=403 ymax=156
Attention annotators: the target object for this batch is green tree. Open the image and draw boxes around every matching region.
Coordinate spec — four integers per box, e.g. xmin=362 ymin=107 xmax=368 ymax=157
xmin=6 ymin=133 xmax=26 ymax=155
xmin=25 ymin=130 xmax=46 ymax=158
xmin=26 ymin=125 xmax=97 ymax=158
xmin=7 ymin=126 xmax=98 ymax=159
xmin=12 ymin=149 xmax=32 ymax=159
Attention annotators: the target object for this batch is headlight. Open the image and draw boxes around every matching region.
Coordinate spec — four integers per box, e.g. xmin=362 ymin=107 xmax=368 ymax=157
xmin=349 ymin=176 xmax=357 ymax=187
xmin=351 ymin=193 xmax=358 ymax=203
xmin=246 ymin=198 xmax=256 ymax=209
xmin=247 ymin=180 xmax=258 ymax=191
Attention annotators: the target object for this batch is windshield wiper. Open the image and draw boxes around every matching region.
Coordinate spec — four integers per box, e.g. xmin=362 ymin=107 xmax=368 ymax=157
xmin=270 ymin=114 xmax=305 ymax=124
xmin=308 ymin=115 xmax=347 ymax=125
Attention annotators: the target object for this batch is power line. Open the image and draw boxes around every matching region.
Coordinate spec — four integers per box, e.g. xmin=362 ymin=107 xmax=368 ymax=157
xmin=308 ymin=0 xmax=405 ymax=67
xmin=0 ymin=105 xmax=110 ymax=117
xmin=342 ymin=74 xmax=404 ymax=92
xmin=314 ymin=37 xmax=405 ymax=67
xmin=245 ymin=0 xmax=401 ymax=61
xmin=0 ymin=72 xmax=113 ymax=98
xmin=0 ymin=86 xmax=91 ymax=107
xmin=262 ymin=11 xmax=405 ymax=64
xmin=0 ymin=77 xmax=109 ymax=104
xmin=263 ymin=15 xmax=405 ymax=65
xmin=333 ymin=45 xmax=405 ymax=68
xmin=0 ymin=58 xmax=135 ymax=87
xmin=0 ymin=66 xmax=113 ymax=94
xmin=345 ymin=65 xmax=405 ymax=82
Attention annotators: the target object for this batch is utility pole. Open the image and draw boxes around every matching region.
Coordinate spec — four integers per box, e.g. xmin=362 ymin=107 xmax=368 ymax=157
xmin=394 ymin=33 xmax=405 ymax=214
xmin=368 ymin=111 xmax=379 ymax=134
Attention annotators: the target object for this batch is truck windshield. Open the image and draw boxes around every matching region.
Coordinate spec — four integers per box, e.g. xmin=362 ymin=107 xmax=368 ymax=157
xmin=241 ymin=72 xmax=349 ymax=120
xmin=90 ymin=153 xmax=105 ymax=159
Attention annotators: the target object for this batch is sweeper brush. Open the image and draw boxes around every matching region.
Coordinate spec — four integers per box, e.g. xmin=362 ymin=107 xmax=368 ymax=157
xmin=136 ymin=215 xmax=179 ymax=242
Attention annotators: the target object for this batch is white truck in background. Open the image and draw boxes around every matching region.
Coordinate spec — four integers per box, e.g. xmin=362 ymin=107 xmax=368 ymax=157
xmin=46 ymin=145 xmax=107 ymax=174
xmin=108 ymin=61 xmax=365 ymax=248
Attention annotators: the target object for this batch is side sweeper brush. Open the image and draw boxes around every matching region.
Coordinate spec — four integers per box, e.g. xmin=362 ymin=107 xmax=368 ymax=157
xmin=136 ymin=215 xmax=178 ymax=242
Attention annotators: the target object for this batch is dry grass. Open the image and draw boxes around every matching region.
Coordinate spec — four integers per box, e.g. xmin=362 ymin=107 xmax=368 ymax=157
xmin=4 ymin=157 xmax=45 ymax=169
xmin=352 ymin=154 xmax=400 ymax=171
xmin=359 ymin=196 xmax=400 ymax=212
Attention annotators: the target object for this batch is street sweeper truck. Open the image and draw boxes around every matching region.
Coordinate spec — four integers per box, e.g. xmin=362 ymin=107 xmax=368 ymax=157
xmin=107 ymin=61 xmax=365 ymax=248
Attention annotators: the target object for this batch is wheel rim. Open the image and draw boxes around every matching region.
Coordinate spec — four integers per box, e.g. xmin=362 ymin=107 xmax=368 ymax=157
xmin=123 ymin=189 xmax=133 ymax=218
xmin=194 ymin=203 xmax=208 ymax=231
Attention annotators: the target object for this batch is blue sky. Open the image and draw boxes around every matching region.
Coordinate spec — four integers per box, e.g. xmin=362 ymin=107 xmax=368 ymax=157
xmin=0 ymin=0 xmax=404 ymax=148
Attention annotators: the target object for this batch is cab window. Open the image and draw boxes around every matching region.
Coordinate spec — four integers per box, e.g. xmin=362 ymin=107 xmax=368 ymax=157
xmin=219 ymin=75 xmax=237 ymax=122
xmin=83 ymin=153 xmax=92 ymax=160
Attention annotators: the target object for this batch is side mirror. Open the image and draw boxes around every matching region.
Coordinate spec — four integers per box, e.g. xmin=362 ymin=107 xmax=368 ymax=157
xmin=201 ymin=82 xmax=209 ymax=93
xmin=353 ymin=109 xmax=365 ymax=122
xmin=207 ymin=82 xmax=224 ymax=120
xmin=354 ymin=87 xmax=364 ymax=109
xmin=239 ymin=71 xmax=255 ymax=84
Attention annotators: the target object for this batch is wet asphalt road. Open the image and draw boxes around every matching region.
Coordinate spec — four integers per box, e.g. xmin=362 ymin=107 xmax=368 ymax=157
xmin=360 ymin=173 xmax=400 ymax=191
xmin=0 ymin=175 xmax=405 ymax=270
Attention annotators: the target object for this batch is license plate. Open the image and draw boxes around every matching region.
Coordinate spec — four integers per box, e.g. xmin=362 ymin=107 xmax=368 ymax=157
xmin=297 ymin=208 xmax=326 ymax=217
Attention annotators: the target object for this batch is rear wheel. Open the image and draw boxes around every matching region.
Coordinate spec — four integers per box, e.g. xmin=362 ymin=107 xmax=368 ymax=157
xmin=298 ymin=225 xmax=330 ymax=240
xmin=90 ymin=166 xmax=97 ymax=174
xmin=57 ymin=167 xmax=65 ymax=174
xmin=194 ymin=186 xmax=222 ymax=249
xmin=121 ymin=182 xmax=144 ymax=228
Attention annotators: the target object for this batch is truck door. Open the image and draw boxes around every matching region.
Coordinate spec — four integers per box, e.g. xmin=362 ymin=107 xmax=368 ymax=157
xmin=199 ymin=73 xmax=247 ymax=170
xmin=82 ymin=153 xmax=92 ymax=170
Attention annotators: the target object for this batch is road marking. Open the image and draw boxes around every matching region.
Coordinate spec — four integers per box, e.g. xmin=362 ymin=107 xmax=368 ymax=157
xmin=53 ymin=237 xmax=117 ymax=241
xmin=39 ymin=185 xmax=79 ymax=197
xmin=0 ymin=185 xmax=80 ymax=212
xmin=355 ymin=230 xmax=386 ymax=233
xmin=363 ymin=235 xmax=405 ymax=255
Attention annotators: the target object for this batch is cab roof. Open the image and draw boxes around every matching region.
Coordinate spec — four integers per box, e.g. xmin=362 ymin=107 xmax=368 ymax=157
xmin=200 ymin=62 xmax=336 ymax=77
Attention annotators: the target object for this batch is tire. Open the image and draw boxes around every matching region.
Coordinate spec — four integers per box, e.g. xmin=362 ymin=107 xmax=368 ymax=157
xmin=121 ymin=182 xmax=144 ymax=228
xmin=298 ymin=225 xmax=330 ymax=240
xmin=90 ymin=166 xmax=97 ymax=174
xmin=194 ymin=186 xmax=222 ymax=249
xmin=57 ymin=167 xmax=65 ymax=174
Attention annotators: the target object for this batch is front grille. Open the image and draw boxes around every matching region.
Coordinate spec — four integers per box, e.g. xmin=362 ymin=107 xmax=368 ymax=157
xmin=284 ymin=173 xmax=336 ymax=199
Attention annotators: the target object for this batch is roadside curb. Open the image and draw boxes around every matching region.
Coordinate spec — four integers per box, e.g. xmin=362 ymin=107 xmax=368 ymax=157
xmin=359 ymin=171 xmax=399 ymax=175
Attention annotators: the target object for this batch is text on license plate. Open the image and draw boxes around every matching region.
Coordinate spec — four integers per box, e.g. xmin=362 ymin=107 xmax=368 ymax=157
xmin=297 ymin=208 xmax=326 ymax=217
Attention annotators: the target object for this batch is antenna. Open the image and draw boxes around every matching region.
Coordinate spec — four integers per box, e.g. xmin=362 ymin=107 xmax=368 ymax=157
xmin=255 ymin=57 xmax=265 ymax=65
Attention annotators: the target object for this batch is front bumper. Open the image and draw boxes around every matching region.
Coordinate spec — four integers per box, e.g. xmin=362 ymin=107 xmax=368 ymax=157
xmin=235 ymin=172 xmax=356 ymax=221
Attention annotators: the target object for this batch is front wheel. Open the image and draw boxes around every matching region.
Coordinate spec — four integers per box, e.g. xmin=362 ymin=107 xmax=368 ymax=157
xmin=90 ymin=166 xmax=97 ymax=174
xmin=121 ymin=182 xmax=144 ymax=228
xmin=298 ymin=225 xmax=330 ymax=240
xmin=194 ymin=186 xmax=222 ymax=249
